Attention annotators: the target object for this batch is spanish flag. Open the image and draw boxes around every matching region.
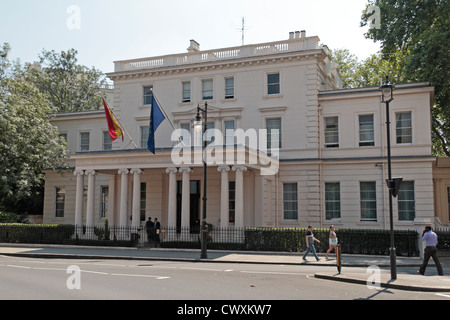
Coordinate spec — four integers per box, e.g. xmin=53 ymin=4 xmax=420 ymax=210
xmin=102 ymin=97 xmax=123 ymax=142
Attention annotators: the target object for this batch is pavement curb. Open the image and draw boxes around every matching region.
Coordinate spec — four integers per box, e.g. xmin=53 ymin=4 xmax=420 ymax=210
xmin=314 ymin=273 xmax=450 ymax=293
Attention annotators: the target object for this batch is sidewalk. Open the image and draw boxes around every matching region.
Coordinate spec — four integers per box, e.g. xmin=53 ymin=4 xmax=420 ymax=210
xmin=1 ymin=243 xmax=449 ymax=292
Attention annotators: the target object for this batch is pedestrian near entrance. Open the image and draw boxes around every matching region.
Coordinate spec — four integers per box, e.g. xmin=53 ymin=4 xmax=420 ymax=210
xmin=302 ymin=225 xmax=321 ymax=261
xmin=418 ymin=226 xmax=444 ymax=276
xmin=154 ymin=217 xmax=161 ymax=246
xmin=145 ymin=217 xmax=154 ymax=245
xmin=325 ymin=225 xmax=338 ymax=260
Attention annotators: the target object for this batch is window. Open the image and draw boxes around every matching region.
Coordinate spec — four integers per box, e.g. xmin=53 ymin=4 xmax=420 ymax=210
xmin=206 ymin=122 xmax=215 ymax=145
xmin=180 ymin=123 xmax=191 ymax=146
xmin=266 ymin=118 xmax=282 ymax=150
xmin=324 ymin=117 xmax=339 ymax=148
xmin=103 ymin=131 xmax=112 ymax=150
xmin=229 ymin=181 xmax=235 ymax=223
xmin=283 ymin=183 xmax=298 ymax=220
xmin=202 ymin=79 xmax=213 ymax=100
xmin=325 ymin=183 xmax=340 ymax=220
xmin=359 ymin=114 xmax=375 ymax=146
xmin=100 ymin=186 xmax=109 ymax=219
xmin=140 ymin=126 xmax=149 ymax=148
xmin=360 ymin=182 xmax=377 ymax=221
xmin=225 ymin=77 xmax=234 ymax=99
xmin=224 ymin=120 xmax=235 ymax=146
xmin=267 ymin=73 xmax=280 ymax=95
xmin=55 ymin=187 xmax=66 ymax=218
xmin=182 ymin=81 xmax=191 ymax=103
xmin=396 ymin=112 xmax=412 ymax=144
xmin=80 ymin=132 xmax=90 ymax=151
xmin=140 ymin=182 xmax=146 ymax=222
xmin=143 ymin=86 xmax=153 ymax=105
xmin=398 ymin=181 xmax=415 ymax=221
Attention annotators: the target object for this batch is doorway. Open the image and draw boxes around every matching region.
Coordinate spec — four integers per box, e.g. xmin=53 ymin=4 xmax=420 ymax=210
xmin=176 ymin=180 xmax=200 ymax=232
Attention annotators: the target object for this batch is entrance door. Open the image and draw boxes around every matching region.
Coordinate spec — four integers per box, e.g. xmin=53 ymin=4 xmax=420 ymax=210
xmin=176 ymin=180 xmax=200 ymax=232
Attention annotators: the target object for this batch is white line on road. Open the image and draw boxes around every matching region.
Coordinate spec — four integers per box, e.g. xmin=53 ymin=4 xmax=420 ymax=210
xmin=435 ymin=293 xmax=450 ymax=299
xmin=111 ymin=273 xmax=170 ymax=280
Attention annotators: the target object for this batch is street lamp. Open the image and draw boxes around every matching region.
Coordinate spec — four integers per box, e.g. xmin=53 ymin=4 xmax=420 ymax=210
xmin=379 ymin=76 xmax=400 ymax=280
xmin=195 ymin=102 xmax=208 ymax=259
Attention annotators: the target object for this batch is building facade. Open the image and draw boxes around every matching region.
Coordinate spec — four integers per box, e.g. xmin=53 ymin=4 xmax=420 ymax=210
xmin=43 ymin=32 xmax=436 ymax=234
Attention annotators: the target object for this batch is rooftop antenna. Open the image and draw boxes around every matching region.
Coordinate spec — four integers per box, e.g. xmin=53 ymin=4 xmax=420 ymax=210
xmin=241 ymin=17 xmax=245 ymax=46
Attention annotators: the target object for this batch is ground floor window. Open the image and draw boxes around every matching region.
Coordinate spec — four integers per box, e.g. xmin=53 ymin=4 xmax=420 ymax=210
xmin=398 ymin=181 xmax=415 ymax=221
xmin=325 ymin=182 xmax=340 ymax=220
xmin=283 ymin=183 xmax=298 ymax=220
xmin=55 ymin=187 xmax=66 ymax=218
xmin=360 ymin=182 xmax=377 ymax=221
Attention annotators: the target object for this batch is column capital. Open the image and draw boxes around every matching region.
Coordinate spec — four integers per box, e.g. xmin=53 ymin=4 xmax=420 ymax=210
xmin=118 ymin=169 xmax=129 ymax=175
xmin=130 ymin=168 xmax=142 ymax=175
xmin=217 ymin=165 xmax=230 ymax=173
xmin=85 ymin=169 xmax=96 ymax=176
xmin=166 ymin=167 xmax=178 ymax=174
xmin=179 ymin=167 xmax=192 ymax=174
xmin=232 ymin=165 xmax=247 ymax=172
xmin=73 ymin=170 xmax=84 ymax=176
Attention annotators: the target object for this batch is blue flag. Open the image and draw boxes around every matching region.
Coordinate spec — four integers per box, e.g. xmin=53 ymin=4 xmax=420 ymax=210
xmin=147 ymin=96 xmax=166 ymax=154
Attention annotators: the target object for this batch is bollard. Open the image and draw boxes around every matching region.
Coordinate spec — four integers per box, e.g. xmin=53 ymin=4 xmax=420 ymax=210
xmin=336 ymin=244 xmax=342 ymax=274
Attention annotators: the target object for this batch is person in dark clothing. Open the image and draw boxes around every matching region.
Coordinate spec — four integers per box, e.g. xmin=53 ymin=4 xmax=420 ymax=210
xmin=153 ymin=217 xmax=161 ymax=246
xmin=145 ymin=217 xmax=154 ymax=245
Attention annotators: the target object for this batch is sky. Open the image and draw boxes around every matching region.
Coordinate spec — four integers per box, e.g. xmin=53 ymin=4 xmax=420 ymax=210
xmin=1 ymin=0 xmax=380 ymax=77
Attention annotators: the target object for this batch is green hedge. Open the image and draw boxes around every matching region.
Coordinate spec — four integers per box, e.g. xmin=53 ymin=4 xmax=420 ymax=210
xmin=0 ymin=223 xmax=74 ymax=244
xmin=244 ymin=228 xmax=419 ymax=257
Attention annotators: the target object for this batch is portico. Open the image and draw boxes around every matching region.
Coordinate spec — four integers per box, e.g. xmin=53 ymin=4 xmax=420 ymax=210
xmin=68 ymin=146 xmax=274 ymax=229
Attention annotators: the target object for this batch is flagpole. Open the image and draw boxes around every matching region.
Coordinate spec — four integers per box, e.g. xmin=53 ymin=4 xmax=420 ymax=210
xmin=99 ymin=91 xmax=139 ymax=149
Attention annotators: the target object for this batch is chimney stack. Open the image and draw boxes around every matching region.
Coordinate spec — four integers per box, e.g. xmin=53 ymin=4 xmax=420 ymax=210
xmin=187 ymin=40 xmax=200 ymax=52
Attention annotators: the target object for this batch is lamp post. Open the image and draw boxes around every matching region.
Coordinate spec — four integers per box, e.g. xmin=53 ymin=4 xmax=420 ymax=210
xmin=194 ymin=102 xmax=208 ymax=259
xmin=379 ymin=76 xmax=398 ymax=280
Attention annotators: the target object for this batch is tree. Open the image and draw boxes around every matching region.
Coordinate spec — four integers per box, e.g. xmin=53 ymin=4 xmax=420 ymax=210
xmin=361 ymin=0 xmax=450 ymax=156
xmin=331 ymin=48 xmax=407 ymax=88
xmin=27 ymin=48 xmax=108 ymax=113
xmin=0 ymin=44 xmax=69 ymax=214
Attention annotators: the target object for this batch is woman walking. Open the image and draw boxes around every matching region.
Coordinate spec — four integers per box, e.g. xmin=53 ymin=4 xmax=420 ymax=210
xmin=325 ymin=225 xmax=337 ymax=260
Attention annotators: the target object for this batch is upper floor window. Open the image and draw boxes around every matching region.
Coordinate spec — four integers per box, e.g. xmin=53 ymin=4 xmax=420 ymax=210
xmin=143 ymin=86 xmax=153 ymax=106
xmin=359 ymin=114 xmax=375 ymax=147
xmin=103 ymin=131 xmax=112 ymax=150
xmin=266 ymin=117 xmax=282 ymax=150
xmin=80 ymin=132 xmax=90 ymax=151
xmin=202 ymin=79 xmax=213 ymax=100
xmin=140 ymin=126 xmax=149 ymax=148
xmin=225 ymin=77 xmax=234 ymax=99
xmin=267 ymin=73 xmax=280 ymax=95
xmin=396 ymin=112 xmax=412 ymax=144
xmin=182 ymin=81 xmax=191 ymax=103
xmin=324 ymin=116 xmax=339 ymax=148
xmin=224 ymin=120 xmax=235 ymax=146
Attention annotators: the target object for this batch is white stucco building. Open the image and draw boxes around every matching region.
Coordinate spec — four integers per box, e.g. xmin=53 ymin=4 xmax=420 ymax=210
xmin=43 ymin=32 xmax=435 ymax=233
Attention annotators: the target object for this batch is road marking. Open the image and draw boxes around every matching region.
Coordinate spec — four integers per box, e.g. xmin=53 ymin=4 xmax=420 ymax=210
xmin=111 ymin=273 xmax=170 ymax=280
xmin=435 ymin=293 xmax=450 ymax=299
xmin=7 ymin=265 xmax=31 ymax=269
xmin=240 ymin=271 xmax=305 ymax=276
xmin=180 ymin=267 xmax=223 ymax=272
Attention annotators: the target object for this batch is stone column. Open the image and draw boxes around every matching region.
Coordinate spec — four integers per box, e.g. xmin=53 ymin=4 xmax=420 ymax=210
xmin=85 ymin=170 xmax=96 ymax=228
xmin=118 ymin=169 xmax=129 ymax=227
xmin=232 ymin=166 xmax=247 ymax=228
xmin=166 ymin=168 xmax=178 ymax=228
xmin=179 ymin=167 xmax=192 ymax=228
xmin=218 ymin=166 xmax=230 ymax=228
xmin=74 ymin=170 xmax=84 ymax=227
xmin=130 ymin=169 xmax=142 ymax=228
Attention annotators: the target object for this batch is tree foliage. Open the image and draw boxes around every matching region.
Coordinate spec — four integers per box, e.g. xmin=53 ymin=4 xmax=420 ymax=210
xmin=361 ymin=0 xmax=450 ymax=156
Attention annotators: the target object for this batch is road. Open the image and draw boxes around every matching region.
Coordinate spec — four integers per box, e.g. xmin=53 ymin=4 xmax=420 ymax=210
xmin=1 ymin=254 xmax=449 ymax=303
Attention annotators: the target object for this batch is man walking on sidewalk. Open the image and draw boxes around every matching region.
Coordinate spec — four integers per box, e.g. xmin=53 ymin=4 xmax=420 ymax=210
xmin=302 ymin=225 xmax=321 ymax=262
xmin=419 ymin=226 xmax=444 ymax=276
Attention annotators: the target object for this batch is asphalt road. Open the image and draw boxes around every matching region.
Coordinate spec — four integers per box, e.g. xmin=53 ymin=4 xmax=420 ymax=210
xmin=1 ymin=254 xmax=449 ymax=303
